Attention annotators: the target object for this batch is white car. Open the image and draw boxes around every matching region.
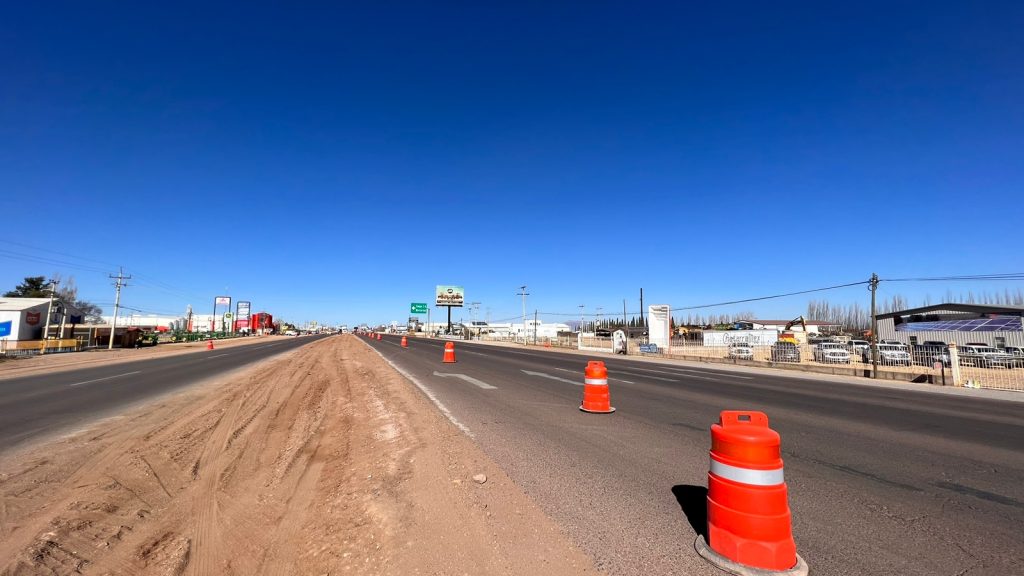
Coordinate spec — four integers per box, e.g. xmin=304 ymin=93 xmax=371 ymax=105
xmin=284 ymin=330 xmax=298 ymax=336
xmin=727 ymin=342 xmax=754 ymax=360
xmin=814 ymin=342 xmax=851 ymax=364
xmin=863 ymin=344 xmax=912 ymax=366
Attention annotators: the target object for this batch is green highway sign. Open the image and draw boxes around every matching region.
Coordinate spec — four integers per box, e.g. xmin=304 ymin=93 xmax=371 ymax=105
xmin=410 ymin=302 xmax=428 ymax=314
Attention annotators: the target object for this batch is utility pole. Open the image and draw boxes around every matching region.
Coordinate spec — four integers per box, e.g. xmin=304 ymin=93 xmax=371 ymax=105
xmin=534 ymin=309 xmax=538 ymax=345
xmin=640 ymin=288 xmax=645 ymax=329
xmin=579 ymin=304 xmax=585 ymax=335
xmin=108 ymin=268 xmax=130 ymax=350
xmin=869 ymin=273 xmax=879 ymax=379
xmin=41 ymin=278 xmax=58 ymax=355
xmin=517 ymin=286 xmax=529 ymax=345
xmin=596 ymin=306 xmax=603 ymax=332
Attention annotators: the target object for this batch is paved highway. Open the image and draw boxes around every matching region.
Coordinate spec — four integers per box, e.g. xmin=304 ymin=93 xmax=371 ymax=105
xmin=363 ymin=334 xmax=1024 ymax=576
xmin=0 ymin=335 xmax=330 ymax=455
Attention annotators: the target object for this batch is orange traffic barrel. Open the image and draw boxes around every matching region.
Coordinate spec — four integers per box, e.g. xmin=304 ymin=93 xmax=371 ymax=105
xmin=579 ymin=361 xmax=615 ymax=413
xmin=443 ymin=341 xmax=456 ymax=363
xmin=377 ymin=333 xmax=382 ymax=341
xmin=206 ymin=339 xmax=214 ymax=350
xmin=696 ymin=410 xmax=807 ymax=575
xmin=401 ymin=336 xmax=408 ymax=348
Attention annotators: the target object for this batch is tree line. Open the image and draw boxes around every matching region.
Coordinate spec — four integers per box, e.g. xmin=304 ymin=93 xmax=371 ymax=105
xmin=3 ymin=276 xmax=104 ymax=323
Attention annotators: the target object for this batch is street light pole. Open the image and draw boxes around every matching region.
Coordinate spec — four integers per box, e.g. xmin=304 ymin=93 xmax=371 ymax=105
xmin=41 ymin=279 xmax=57 ymax=355
xmin=517 ymin=286 xmax=529 ymax=345
xmin=578 ymin=304 xmax=585 ymax=335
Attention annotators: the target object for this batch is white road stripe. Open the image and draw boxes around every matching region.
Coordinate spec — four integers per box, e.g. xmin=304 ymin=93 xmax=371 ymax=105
xmin=521 ymin=370 xmax=583 ymax=386
xmin=69 ymin=371 xmax=142 ymax=387
xmin=433 ymin=371 xmax=497 ymax=389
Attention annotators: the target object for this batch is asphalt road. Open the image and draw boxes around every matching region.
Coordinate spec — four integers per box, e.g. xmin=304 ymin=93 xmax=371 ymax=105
xmin=0 ymin=335 xmax=330 ymax=456
xmin=363 ymin=334 xmax=1024 ymax=576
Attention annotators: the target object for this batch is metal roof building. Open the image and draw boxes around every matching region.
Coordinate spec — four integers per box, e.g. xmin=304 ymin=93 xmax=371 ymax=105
xmin=876 ymin=303 xmax=1024 ymax=348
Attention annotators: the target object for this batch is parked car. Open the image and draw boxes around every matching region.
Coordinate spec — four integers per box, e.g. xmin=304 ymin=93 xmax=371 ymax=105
xmin=959 ymin=345 xmax=1016 ymax=368
xmin=863 ymin=344 xmax=912 ymax=366
xmin=814 ymin=342 xmax=851 ymax=364
xmin=913 ymin=344 xmax=951 ymax=367
xmin=1003 ymin=346 xmax=1024 ymax=368
xmin=771 ymin=342 xmax=801 ymax=362
xmin=847 ymin=340 xmax=870 ymax=354
xmin=878 ymin=339 xmax=907 ymax=348
xmin=727 ymin=342 xmax=754 ymax=360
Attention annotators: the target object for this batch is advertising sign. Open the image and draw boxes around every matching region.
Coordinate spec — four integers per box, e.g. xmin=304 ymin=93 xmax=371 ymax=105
xmin=410 ymin=302 xmax=428 ymax=314
xmin=215 ymin=296 xmax=231 ymax=306
xmin=435 ymin=285 xmax=465 ymax=307
xmin=237 ymin=301 xmax=251 ymax=319
xmin=0 ymin=320 xmax=11 ymax=338
xmin=26 ymin=311 xmax=41 ymax=326
xmin=647 ymin=304 xmax=671 ymax=350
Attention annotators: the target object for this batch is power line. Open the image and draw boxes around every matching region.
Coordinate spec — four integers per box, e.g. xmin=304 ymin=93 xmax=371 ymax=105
xmin=883 ymin=273 xmax=1024 ymax=282
xmin=672 ymin=280 xmax=872 ymax=311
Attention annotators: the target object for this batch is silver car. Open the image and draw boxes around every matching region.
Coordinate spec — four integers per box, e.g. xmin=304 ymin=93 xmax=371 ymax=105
xmin=959 ymin=345 xmax=1016 ymax=368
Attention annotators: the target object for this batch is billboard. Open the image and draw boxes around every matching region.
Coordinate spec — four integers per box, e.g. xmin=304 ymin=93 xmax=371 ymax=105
xmin=648 ymin=305 xmax=671 ymax=350
xmin=237 ymin=301 xmax=251 ymax=319
xmin=435 ymin=285 xmax=465 ymax=307
xmin=215 ymin=296 xmax=231 ymax=306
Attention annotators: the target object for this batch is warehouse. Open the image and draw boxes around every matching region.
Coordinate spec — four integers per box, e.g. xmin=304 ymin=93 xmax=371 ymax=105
xmin=876 ymin=303 xmax=1024 ymax=348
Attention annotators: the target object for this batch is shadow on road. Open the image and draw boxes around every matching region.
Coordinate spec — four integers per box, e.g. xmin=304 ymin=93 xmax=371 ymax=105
xmin=672 ymin=484 xmax=708 ymax=538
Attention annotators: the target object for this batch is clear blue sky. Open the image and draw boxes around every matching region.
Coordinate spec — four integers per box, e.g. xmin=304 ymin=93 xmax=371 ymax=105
xmin=3 ymin=2 xmax=1023 ymax=327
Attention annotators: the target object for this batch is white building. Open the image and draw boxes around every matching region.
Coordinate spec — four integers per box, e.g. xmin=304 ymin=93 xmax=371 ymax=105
xmin=0 ymin=297 xmax=85 ymax=342
xmin=101 ymin=314 xmax=185 ymax=331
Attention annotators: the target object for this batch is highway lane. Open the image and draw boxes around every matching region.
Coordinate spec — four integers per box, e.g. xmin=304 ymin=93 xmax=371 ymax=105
xmin=363 ymin=334 xmax=1024 ymax=576
xmin=0 ymin=335 xmax=332 ymax=455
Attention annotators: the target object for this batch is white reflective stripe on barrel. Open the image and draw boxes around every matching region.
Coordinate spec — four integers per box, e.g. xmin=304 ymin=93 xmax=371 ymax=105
xmin=710 ymin=458 xmax=784 ymax=486
xmin=584 ymin=378 xmax=608 ymax=385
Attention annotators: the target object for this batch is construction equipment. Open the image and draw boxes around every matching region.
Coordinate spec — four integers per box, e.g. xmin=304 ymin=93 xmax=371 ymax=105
xmin=778 ymin=316 xmax=807 ymax=345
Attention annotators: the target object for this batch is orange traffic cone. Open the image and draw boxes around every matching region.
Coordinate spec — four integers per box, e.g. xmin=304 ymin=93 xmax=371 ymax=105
xmin=206 ymin=339 xmax=214 ymax=350
xmin=377 ymin=333 xmax=382 ymax=341
xmin=401 ymin=336 xmax=408 ymax=348
xmin=580 ymin=361 xmax=615 ymax=413
xmin=442 ymin=341 xmax=456 ymax=363
xmin=696 ymin=411 xmax=807 ymax=575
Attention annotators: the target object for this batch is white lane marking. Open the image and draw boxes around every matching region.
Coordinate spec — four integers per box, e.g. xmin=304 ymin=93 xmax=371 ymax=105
xmin=658 ymin=366 xmax=754 ymax=380
xmin=69 ymin=371 xmax=142 ymax=387
xmin=613 ymin=370 xmax=677 ymax=382
xmin=433 ymin=371 xmax=497 ymax=390
xmin=521 ymin=370 xmax=583 ymax=386
xmin=208 ymin=353 xmax=229 ymax=359
xmin=370 ymin=354 xmax=473 ymax=438
xmin=611 ymin=379 xmax=636 ymax=384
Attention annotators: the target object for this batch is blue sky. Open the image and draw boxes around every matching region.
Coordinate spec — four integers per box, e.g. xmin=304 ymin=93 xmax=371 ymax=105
xmin=2 ymin=2 xmax=1022 ymax=327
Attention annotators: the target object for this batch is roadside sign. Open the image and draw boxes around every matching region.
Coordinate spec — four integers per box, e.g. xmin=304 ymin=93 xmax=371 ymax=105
xmin=410 ymin=303 xmax=428 ymax=314
xmin=0 ymin=321 xmax=11 ymax=337
xmin=225 ymin=313 xmax=233 ymax=319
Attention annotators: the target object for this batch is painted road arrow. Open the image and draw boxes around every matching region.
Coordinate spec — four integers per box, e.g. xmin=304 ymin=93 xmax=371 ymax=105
xmin=521 ymin=370 xmax=582 ymax=386
xmin=432 ymin=371 xmax=497 ymax=390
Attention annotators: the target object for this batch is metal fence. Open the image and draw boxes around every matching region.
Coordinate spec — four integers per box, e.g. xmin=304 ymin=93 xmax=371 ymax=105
xmin=473 ymin=333 xmax=1024 ymax=392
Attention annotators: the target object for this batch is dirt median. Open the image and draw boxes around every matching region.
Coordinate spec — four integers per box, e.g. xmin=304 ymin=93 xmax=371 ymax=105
xmin=0 ymin=335 xmax=595 ymax=575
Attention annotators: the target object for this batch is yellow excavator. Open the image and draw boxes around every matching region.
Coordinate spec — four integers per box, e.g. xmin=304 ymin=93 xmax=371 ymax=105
xmin=778 ymin=316 xmax=807 ymax=344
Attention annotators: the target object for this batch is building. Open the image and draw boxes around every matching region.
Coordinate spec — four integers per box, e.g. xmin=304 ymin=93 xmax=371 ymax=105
xmin=101 ymin=314 xmax=184 ymax=332
xmin=745 ymin=319 xmax=843 ymax=336
xmin=0 ymin=297 xmax=85 ymax=341
xmin=876 ymin=304 xmax=1024 ymax=348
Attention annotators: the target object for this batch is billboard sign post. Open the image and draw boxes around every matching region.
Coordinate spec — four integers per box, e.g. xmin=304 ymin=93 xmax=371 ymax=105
xmin=435 ymin=285 xmax=465 ymax=335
